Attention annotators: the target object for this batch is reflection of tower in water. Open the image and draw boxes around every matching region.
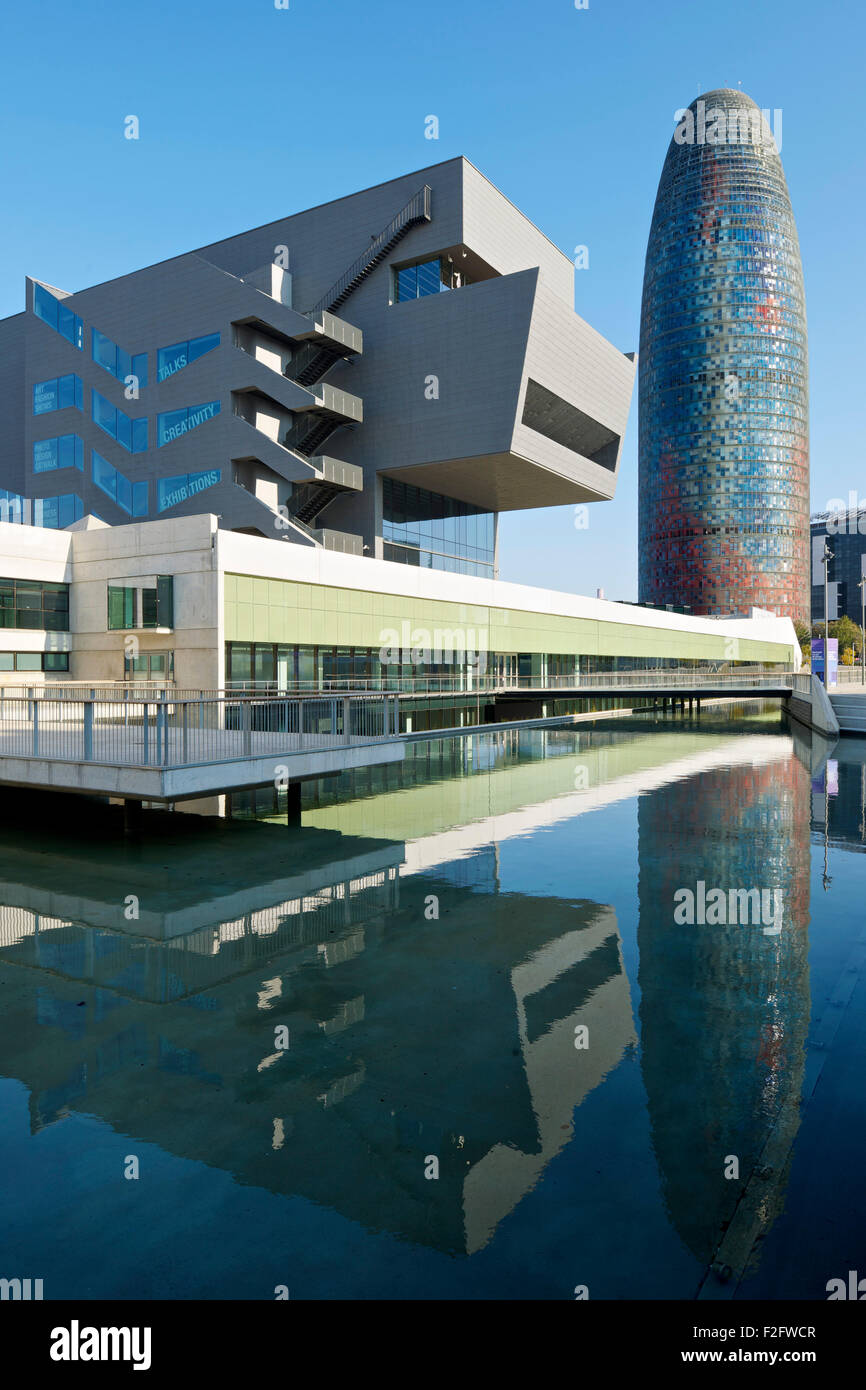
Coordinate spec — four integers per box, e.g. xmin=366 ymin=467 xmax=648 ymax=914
xmin=637 ymin=755 xmax=811 ymax=1270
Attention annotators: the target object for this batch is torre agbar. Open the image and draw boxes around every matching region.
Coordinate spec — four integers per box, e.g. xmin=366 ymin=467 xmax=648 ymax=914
xmin=638 ymin=90 xmax=810 ymax=622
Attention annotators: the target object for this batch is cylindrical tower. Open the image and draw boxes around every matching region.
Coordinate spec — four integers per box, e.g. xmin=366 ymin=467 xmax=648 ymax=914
xmin=639 ymin=90 xmax=809 ymax=621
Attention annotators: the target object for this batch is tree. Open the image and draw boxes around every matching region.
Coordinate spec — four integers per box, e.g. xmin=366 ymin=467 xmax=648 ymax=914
xmin=830 ymin=615 xmax=861 ymax=657
xmin=841 ymin=645 xmax=855 ymax=666
xmin=793 ymin=619 xmax=812 ymax=669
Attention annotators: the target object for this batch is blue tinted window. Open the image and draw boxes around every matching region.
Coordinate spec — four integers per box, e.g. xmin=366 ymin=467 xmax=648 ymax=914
xmin=92 ymin=329 xmax=117 ymax=375
xmin=394 ymin=259 xmax=445 ymax=302
xmin=92 ymin=389 xmax=147 ymax=454
xmin=33 ymin=284 xmax=83 ymax=349
xmin=187 ymin=332 xmax=220 ymax=364
xmin=158 ymin=343 xmax=188 ymax=381
xmin=57 ymin=304 xmax=83 ymax=349
xmin=92 ymin=449 xmax=117 ymax=501
xmin=157 ymin=333 xmax=219 ymax=382
xmin=33 ymin=375 xmax=82 ymax=415
xmin=92 ymin=328 xmax=148 ymax=388
xmin=157 ymin=400 xmax=220 ymax=446
xmin=132 ymin=418 xmax=148 ymax=453
xmin=35 ymin=493 xmax=84 ymax=529
xmin=116 ymin=410 xmax=132 ymax=452
xmin=157 ymin=468 xmax=221 ymax=512
xmin=92 ymin=450 xmax=138 ymax=516
xmin=33 ymin=438 xmax=58 ymax=472
xmin=34 ymin=434 xmax=83 ymax=473
xmin=33 ymin=283 xmax=59 ymax=330
xmin=116 ymin=471 xmax=132 ymax=514
xmin=92 ymin=389 xmax=116 ymax=436
xmin=132 ymin=481 xmax=148 ymax=517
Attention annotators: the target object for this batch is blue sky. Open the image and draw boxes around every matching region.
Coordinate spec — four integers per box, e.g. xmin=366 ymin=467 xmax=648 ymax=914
xmin=1 ymin=0 xmax=862 ymax=597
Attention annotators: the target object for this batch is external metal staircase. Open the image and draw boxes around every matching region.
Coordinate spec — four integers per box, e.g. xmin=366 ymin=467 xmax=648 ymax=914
xmin=285 ymin=340 xmax=346 ymax=389
xmin=304 ymin=185 xmax=432 ymax=317
xmin=284 ymin=413 xmax=348 ymax=460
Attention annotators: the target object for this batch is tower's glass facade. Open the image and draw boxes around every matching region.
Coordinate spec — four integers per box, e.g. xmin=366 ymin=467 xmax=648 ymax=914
xmin=639 ymin=90 xmax=809 ymax=621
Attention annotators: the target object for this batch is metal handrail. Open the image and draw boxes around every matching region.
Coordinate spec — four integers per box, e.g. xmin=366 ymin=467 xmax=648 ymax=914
xmin=0 ymin=691 xmax=402 ymax=769
xmin=305 ymin=185 xmax=432 ymax=316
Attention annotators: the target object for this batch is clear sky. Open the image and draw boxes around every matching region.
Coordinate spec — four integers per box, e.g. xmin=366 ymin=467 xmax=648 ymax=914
xmin=1 ymin=0 xmax=862 ymax=597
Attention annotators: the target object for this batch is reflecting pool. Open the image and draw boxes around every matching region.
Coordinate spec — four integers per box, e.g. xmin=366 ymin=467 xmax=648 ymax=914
xmin=0 ymin=707 xmax=864 ymax=1299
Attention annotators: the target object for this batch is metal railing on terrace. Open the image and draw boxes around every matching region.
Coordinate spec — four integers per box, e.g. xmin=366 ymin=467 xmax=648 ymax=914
xmin=0 ymin=668 xmax=798 ymax=703
xmin=221 ymin=667 xmax=797 ymax=696
xmin=0 ymin=691 xmax=400 ymax=769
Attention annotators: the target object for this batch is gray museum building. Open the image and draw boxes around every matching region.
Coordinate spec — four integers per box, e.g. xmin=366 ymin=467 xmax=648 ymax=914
xmin=0 ymin=157 xmax=635 ymax=575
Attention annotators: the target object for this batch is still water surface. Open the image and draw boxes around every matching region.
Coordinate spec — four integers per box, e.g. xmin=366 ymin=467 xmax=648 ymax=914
xmin=0 ymin=707 xmax=864 ymax=1299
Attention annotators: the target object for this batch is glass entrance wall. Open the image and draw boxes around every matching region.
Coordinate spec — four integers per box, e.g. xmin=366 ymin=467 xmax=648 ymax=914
xmin=382 ymin=477 xmax=494 ymax=578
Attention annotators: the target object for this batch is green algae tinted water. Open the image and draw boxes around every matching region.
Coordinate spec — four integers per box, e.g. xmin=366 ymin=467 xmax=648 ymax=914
xmin=0 ymin=709 xmax=864 ymax=1299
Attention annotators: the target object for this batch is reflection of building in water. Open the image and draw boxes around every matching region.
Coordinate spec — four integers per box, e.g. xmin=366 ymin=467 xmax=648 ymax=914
xmin=0 ymin=812 xmax=635 ymax=1255
xmin=808 ymin=745 xmax=866 ymax=855
xmin=637 ymin=755 xmax=811 ymax=1271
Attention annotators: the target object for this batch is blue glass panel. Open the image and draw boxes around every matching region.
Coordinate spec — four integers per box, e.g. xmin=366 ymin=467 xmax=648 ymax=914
xmin=58 ymin=304 xmax=83 ymax=349
xmin=33 ymin=438 xmax=58 ymax=472
xmin=157 ymin=343 xmax=189 ymax=382
xmin=157 ymin=408 xmax=187 ymax=446
xmin=395 ymin=267 xmax=416 ymax=302
xmin=116 ymin=471 xmax=133 ymax=515
xmin=92 ymin=329 xmax=117 ymax=375
xmin=116 ymin=347 xmax=132 ymax=381
xmin=92 ymin=450 xmax=117 ymax=500
xmin=58 ymin=435 xmax=76 ymax=470
xmin=157 ymin=468 xmax=221 ymax=512
xmin=132 ymin=418 xmax=148 ymax=453
xmin=187 ymin=332 xmax=220 ymax=363
xmin=157 ymin=401 xmax=219 ymax=445
xmin=132 ymin=481 xmax=148 ymax=517
xmin=33 ymin=379 xmax=57 ymax=414
xmin=92 ymin=389 xmax=116 ymax=437
xmin=416 ymin=260 xmax=442 ymax=296
xmin=116 ymin=410 xmax=132 ymax=452
xmin=132 ymin=353 xmax=148 ymax=389
xmin=33 ymin=284 xmax=58 ymax=330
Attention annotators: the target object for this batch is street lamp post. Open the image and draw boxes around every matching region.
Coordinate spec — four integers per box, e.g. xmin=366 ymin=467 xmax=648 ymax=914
xmin=823 ymin=539 xmax=835 ymax=685
xmin=859 ymin=575 xmax=866 ymax=686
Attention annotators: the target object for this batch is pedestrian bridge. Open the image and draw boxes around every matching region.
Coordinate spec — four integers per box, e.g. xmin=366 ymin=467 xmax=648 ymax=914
xmin=0 ymin=671 xmax=829 ymax=816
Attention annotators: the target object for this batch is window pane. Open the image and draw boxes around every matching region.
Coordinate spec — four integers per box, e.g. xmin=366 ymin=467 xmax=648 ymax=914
xmin=188 ymin=332 xmax=220 ymax=363
xmin=58 ymin=435 xmax=76 ymax=470
xmin=58 ymin=305 xmax=83 ymax=349
xmin=33 ymin=438 xmax=58 ymax=472
xmin=16 ymin=652 xmax=41 ymax=671
xmin=116 ymin=470 xmax=133 ymax=514
xmin=43 ymin=652 xmax=69 ymax=671
xmin=93 ymin=451 xmax=117 ymax=500
xmin=115 ymin=410 xmax=132 ymax=452
xmin=33 ymin=379 xmax=58 ymax=414
xmin=132 ymin=418 xmax=148 ymax=453
xmin=92 ymin=390 xmax=116 ymax=437
xmin=132 ymin=353 xmax=148 ymax=389
xmin=0 ymin=652 xmax=13 ymax=670
xmin=141 ymin=588 xmax=158 ymax=627
xmin=92 ymin=329 xmax=117 ymax=375
xmin=157 ymin=409 xmax=187 ymax=446
xmin=132 ymin=481 xmax=148 ymax=517
xmin=158 ymin=343 xmax=189 ymax=382
xmin=157 ymin=474 xmax=188 ymax=511
xmin=34 ymin=284 xmax=59 ymax=329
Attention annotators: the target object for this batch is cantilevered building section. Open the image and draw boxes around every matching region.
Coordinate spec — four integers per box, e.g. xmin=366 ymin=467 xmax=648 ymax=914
xmin=0 ymin=158 xmax=635 ymax=578
xmin=638 ymin=90 xmax=809 ymax=622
